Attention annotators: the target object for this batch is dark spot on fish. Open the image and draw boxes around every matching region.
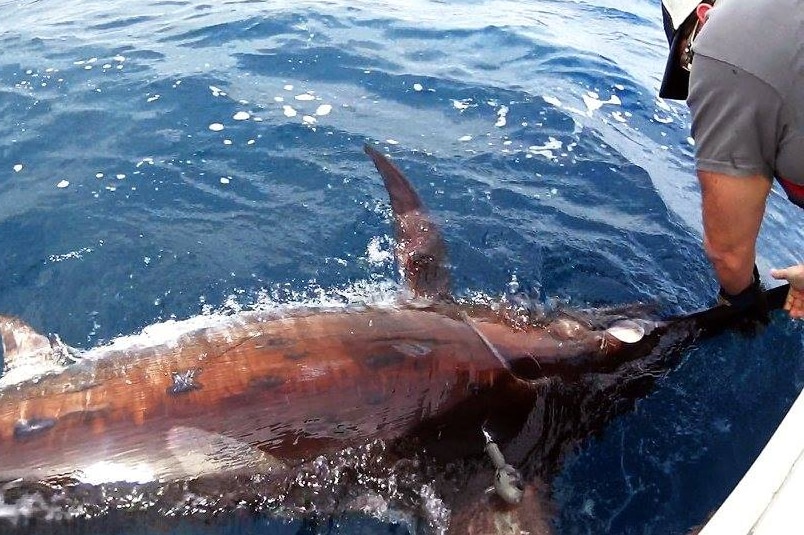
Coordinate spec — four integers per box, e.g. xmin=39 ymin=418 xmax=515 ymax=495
xmin=284 ymin=351 xmax=308 ymax=361
xmin=365 ymin=352 xmax=406 ymax=369
xmin=466 ymin=382 xmax=482 ymax=395
xmin=253 ymin=336 xmax=292 ymax=349
xmin=167 ymin=369 xmax=201 ymax=395
xmin=248 ymin=375 xmax=285 ymax=391
xmin=14 ymin=418 xmax=57 ymax=440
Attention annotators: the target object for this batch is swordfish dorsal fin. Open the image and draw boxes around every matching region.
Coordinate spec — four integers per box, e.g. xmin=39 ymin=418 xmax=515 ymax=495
xmin=364 ymin=144 xmax=451 ymax=300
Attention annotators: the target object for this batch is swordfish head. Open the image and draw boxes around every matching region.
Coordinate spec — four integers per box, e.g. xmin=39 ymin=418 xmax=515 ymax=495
xmin=362 ymin=144 xmax=790 ymax=479
xmin=363 ymin=143 xmax=788 ymax=382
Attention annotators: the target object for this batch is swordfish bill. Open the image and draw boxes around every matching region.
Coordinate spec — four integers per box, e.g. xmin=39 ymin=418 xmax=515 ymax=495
xmin=0 ymin=145 xmax=789 ymax=489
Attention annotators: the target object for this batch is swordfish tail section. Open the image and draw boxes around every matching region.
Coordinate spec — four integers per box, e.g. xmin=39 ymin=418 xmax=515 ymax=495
xmin=0 ymin=306 xmax=522 ymax=482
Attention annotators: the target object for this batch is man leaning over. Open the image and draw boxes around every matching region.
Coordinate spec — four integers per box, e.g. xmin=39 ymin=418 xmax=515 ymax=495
xmin=659 ymin=0 xmax=804 ymax=319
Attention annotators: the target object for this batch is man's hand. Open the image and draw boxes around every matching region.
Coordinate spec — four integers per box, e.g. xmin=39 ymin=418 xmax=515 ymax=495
xmin=716 ymin=264 xmax=769 ymax=332
xmin=771 ymin=265 xmax=804 ymax=319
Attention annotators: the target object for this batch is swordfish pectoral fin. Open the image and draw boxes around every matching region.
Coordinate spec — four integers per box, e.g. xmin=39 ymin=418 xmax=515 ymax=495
xmin=364 ymin=144 xmax=452 ymax=300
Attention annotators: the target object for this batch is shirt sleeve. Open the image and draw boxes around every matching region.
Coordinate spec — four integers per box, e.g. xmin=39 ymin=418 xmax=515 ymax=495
xmin=687 ymin=55 xmax=783 ymax=179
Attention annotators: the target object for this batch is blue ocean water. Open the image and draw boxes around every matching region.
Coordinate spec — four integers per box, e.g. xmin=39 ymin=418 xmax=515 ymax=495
xmin=0 ymin=0 xmax=802 ymax=533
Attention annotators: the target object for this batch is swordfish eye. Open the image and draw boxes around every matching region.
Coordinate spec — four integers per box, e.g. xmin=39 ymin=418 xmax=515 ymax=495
xmin=605 ymin=320 xmax=646 ymax=344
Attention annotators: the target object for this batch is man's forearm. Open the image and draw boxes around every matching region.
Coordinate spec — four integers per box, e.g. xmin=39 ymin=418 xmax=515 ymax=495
xmin=697 ymin=170 xmax=772 ymax=295
xmin=702 ymin=235 xmax=757 ymax=295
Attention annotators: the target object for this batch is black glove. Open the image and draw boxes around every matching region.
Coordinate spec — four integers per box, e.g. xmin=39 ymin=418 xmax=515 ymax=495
xmin=717 ymin=264 xmax=769 ymax=327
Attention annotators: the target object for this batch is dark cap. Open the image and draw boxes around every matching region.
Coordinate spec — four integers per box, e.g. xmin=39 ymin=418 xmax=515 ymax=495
xmin=659 ymin=0 xmax=699 ymax=100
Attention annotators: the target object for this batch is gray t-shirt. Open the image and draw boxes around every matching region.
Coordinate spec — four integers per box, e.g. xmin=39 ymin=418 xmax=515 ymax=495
xmin=687 ymin=0 xmax=804 ymax=190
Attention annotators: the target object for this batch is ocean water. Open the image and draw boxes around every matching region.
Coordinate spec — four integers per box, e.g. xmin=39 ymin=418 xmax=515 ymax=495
xmin=1 ymin=0 xmax=802 ymax=533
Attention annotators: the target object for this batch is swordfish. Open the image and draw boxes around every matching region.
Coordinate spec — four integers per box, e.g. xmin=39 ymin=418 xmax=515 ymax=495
xmin=0 ymin=145 xmax=789 ymax=525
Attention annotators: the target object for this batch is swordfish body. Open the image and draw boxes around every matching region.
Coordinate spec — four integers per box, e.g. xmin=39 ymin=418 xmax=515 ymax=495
xmin=0 ymin=299 xmax=632 ymax=483
xmin=0 ymin=306 xmax=534 ymax=482
xmin=0 ymin=145 xmax=789 ymax=496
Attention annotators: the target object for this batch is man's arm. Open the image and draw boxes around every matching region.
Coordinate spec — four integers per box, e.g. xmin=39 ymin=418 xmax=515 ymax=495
xmin=697 ymin=169 xmax=772 ymax=295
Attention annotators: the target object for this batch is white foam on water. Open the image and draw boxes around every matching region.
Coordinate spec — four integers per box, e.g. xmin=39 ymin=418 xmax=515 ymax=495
xmin=48 ymin=246 xmax=94 ymax=263
xmin=365 ymin=235 xmax=393 ymax=266
xmin=527 ymin=136 xmax=563 ymax=159
xmin=0 ymin=488 xmax=60 ymax=524
xmin=543 ymin=95 xmax=562 ymax=107
xmin=653 ymin=113 xmax=673 ymax=124
xmin=452 ymin=98 xmax=473 ymax=111
xmin=98 ymin=314 xmax=235 ymax=354
xmin=611 ymin=111 xmax=627 ymax=123
xmin=582 ymin=91 xmax=621 ymax=116
xmin=495 ymin=105 xmax=508 ymax=127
